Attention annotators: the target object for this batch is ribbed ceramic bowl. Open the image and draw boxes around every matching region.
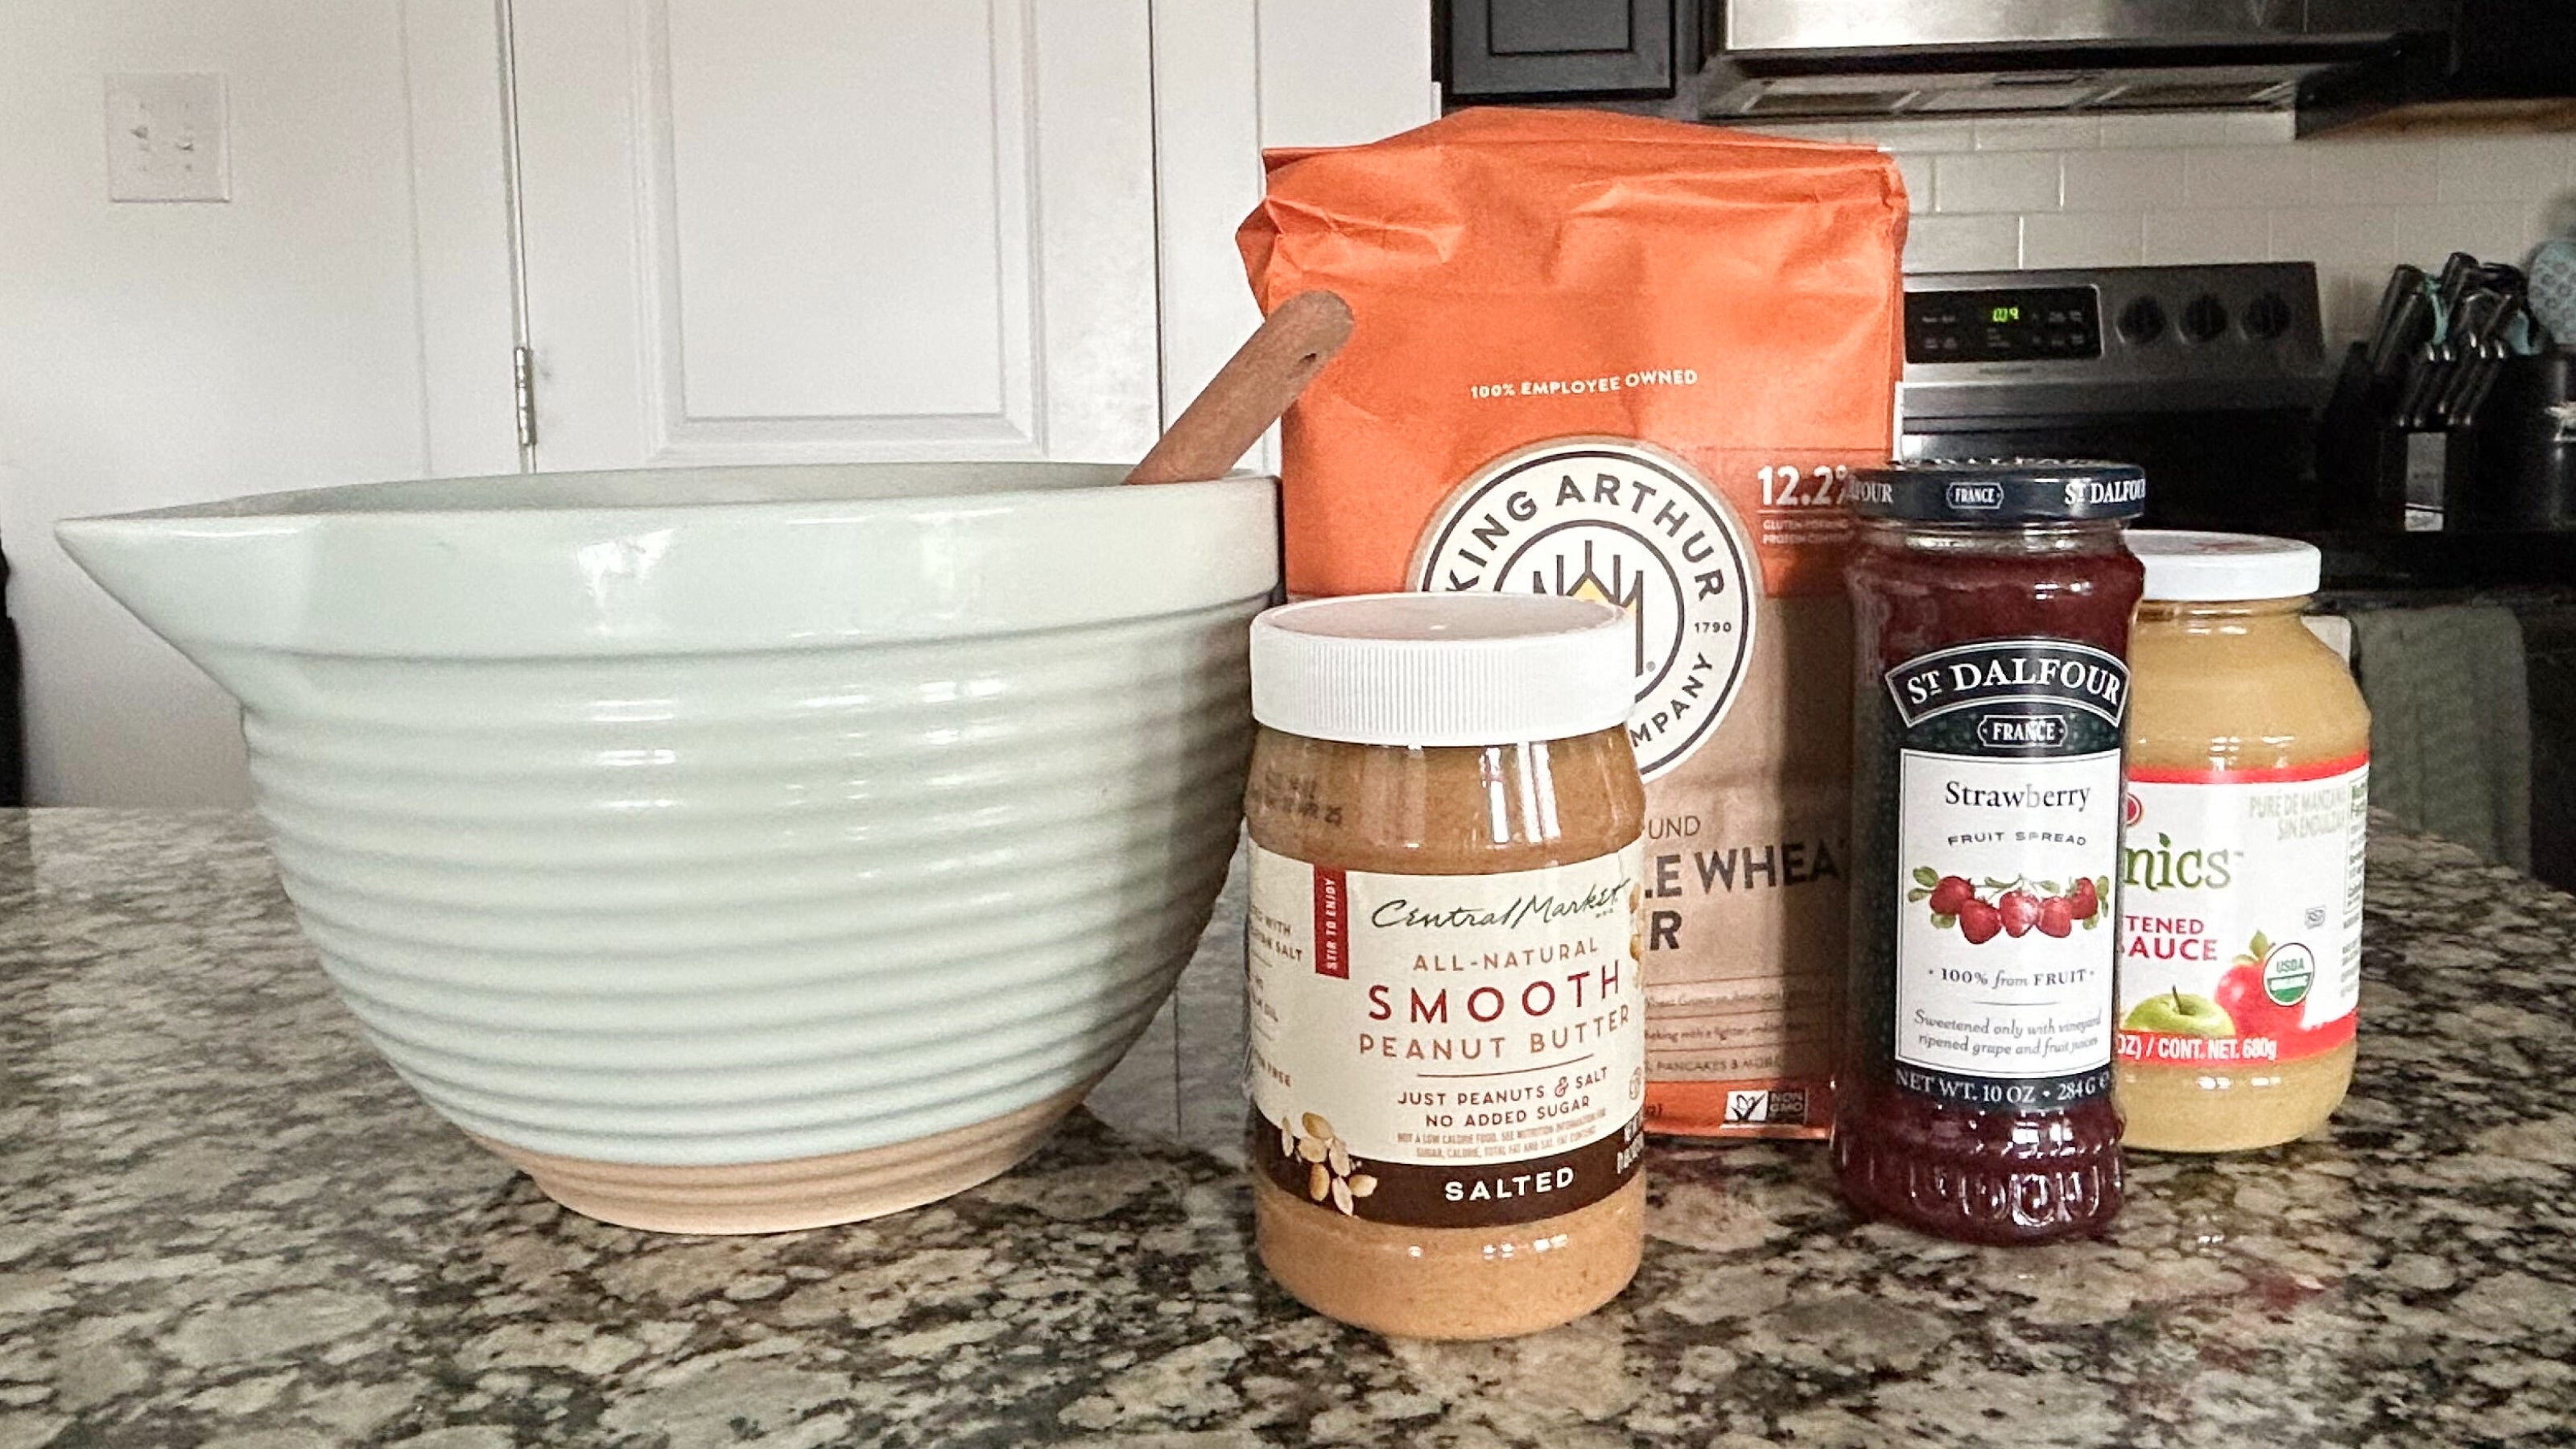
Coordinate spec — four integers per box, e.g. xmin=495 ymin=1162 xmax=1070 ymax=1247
xmin=59 ymin=462 xmax=1276 ymax=1232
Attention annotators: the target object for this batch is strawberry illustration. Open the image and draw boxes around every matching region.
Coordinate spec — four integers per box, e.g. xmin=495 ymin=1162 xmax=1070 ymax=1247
xmin=1927 ymin=875 xmax=1974 ymax=915
xmin=1998 ymin=890 xmax=2040 ymax=938
xmin=1958 ymin=898 xmax=2003 ymax=944
xmin=2066 ymin=876 xmax=2099 ymax=921
xmin=2037 ymin=896 xmax=2074 ymax=937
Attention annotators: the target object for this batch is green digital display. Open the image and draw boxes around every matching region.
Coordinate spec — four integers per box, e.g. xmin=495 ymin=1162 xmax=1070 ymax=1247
xmin=1907 ymin=285 xmax=2099 ymax=363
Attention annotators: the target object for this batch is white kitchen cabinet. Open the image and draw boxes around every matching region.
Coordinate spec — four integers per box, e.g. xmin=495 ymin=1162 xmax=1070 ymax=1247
xmin=504 ymin=0 xmax=1433 ymax=474
xmin=507 ymin=0 xmax=1165 ymax=470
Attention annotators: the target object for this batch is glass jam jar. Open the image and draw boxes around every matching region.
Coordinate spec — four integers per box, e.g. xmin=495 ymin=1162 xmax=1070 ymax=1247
xmin=1244 ymin=592 xmax=1648 ymax=1339
xmin=1835 ymin=461 xmax=2145 ymax=1244
xmin=2116 ymin=531 xmax=2369 ymax=1152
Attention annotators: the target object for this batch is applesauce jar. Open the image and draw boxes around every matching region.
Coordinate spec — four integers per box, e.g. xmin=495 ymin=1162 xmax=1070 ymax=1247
xmin=1244 ymin=592 xmax=1648 ymax=1339
xmin=2116 ymin=532 xmax=2369 ymax=1153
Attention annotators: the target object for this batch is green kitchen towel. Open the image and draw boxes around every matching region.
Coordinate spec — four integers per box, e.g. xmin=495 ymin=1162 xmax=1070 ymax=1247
xmin=2348 ymin=603 xmax=2532 ymax=871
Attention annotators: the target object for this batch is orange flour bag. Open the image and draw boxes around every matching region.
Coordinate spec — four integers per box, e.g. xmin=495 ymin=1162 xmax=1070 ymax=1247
xmin=1240 ymin=108 xmax=1906 ymax=1138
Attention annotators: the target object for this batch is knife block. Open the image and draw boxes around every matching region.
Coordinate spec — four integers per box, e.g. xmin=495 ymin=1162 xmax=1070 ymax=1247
xmin=2320 ymin=341 xmax=2494 ymax=533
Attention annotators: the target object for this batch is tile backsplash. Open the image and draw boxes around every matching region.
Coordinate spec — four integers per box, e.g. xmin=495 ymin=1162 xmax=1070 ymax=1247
xmin=1744 ymin=112 xmax=2576 ymax=343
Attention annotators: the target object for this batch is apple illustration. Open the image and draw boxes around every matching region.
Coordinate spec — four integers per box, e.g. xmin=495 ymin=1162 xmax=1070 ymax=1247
xmin=1998 ymin=890 xmax=2041 ymax=938
xmin=1928 ymin=874 xmax=1975 ymax=916
xmin=2122 ymin=987 xmax=2235 ymax=1038
xmin=2215 ymin=963 xmax=2297 ymax=1039
xmin=1958 ymin=898 xmax=2003 ymax=944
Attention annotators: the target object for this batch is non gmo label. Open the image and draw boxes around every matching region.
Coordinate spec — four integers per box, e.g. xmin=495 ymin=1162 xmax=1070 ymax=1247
xmin=1410 ymin=439 xmax=1757 ymax=778
xmin=1245 ymin=842 xmax=1647 ymax=1228
xmin=1882 ymin=638 xmax=2127 ymax=1112
xmin=2115 ymin=758 xmax=2368 ymax=1067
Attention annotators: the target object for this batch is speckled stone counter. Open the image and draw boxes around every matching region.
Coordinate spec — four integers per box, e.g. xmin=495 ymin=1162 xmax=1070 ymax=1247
xmin=3 ymin=810 xmax=2571 ymax=1448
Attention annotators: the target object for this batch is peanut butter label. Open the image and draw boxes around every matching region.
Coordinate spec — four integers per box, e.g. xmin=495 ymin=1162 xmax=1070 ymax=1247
xmin=1245 ymin=843 xmax=1646 ymax=1228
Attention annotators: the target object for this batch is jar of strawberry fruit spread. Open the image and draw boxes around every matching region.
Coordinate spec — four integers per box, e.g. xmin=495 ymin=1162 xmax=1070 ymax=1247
xmin=1836 ymin=460 xmax=2145 ymax=1244
xmin=2115 ymin=531 xmax=2369 ymax=1153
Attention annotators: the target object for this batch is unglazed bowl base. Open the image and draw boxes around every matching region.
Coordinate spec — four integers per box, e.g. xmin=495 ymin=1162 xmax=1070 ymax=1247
xmin=471 ymin=1082 xmax=1094 ymax=1234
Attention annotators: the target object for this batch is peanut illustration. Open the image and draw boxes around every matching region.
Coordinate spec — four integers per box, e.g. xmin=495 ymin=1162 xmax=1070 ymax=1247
xmin=1282 ymin=1109 xmax=1369 ymax=1216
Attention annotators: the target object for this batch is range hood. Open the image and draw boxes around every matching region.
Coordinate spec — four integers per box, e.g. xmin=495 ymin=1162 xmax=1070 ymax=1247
xmin=1697 ymin=0 xmax=2452 ymax=132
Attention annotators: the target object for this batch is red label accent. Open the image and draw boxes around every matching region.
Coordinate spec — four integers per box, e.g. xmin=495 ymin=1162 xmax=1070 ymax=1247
xmin=2126 ymin=750 xmax=2370 ymax=786
xmin=2116 ymin=1011 xmax=2357 ymax=1065
xmin=1313 ymin=867 xmax=1348 ymax=978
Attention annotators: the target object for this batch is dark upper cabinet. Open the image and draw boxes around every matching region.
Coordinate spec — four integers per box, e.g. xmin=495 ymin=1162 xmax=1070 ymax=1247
xmin=1443 ymin=0 xmax=1693 ymax=102
xmin=1439 ymin=1 xmax=2571 ymax=130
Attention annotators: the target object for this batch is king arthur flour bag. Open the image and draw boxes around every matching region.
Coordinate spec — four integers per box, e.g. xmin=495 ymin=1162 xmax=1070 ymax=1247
xmin=1239 ymin=107 xmax=1907 ymax=1137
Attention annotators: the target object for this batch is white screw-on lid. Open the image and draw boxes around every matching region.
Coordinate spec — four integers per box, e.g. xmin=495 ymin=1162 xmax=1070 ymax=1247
xmin=2128 ymin=530 xmax=2322 ymax=601
xmin=1250 ymin=593 xmax=1637 ymax=747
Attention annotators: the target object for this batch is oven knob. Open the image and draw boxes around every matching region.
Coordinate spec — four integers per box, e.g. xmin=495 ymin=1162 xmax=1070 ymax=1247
xmin=2244 ymin=291 xmax=2292 ymax=340
xmin=2181 ymin=295 xmax=2229 ymax=343
xmin=2117 ymin=297 xmax=2166 ymax=345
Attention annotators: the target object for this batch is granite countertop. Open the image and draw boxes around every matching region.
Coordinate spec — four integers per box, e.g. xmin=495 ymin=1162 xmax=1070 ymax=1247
xmin=4 ymin=810 xmax=2573 ymax=1448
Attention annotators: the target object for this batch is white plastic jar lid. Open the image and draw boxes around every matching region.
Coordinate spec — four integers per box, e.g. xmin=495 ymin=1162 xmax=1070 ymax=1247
xmin=2128 ymin=530 xmax=2322 ymax=601
xmin=1249 ymin=592 xmax=1636 ymax=747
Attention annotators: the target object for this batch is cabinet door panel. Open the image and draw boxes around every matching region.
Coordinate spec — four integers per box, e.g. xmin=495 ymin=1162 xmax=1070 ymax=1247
xmin=1447 ymin=0 xmax=1674 ymax=100
xmin=664 ymin=2 xmax=1014 ymax=422
xmin=1489 ymin=2 xmax=1633 ymax=55
xmin=510 ymin=0 xmax=1158 ymax=470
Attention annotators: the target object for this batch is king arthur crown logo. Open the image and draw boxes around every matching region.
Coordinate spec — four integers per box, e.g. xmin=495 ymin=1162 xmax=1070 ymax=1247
xmin=1411 ymin=438 xmax=1756 ymax=778
xmin=1555 ymin=541 xmax=1649 ymax=676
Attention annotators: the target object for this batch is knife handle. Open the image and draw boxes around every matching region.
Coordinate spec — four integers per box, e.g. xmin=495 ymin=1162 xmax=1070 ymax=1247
xmin=2394 ymin=342 xmax=2449 ymax=431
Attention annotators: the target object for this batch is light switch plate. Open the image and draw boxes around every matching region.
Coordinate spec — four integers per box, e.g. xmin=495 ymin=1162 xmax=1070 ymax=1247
xmin=105 ymin=73 xmax=229 ymax=203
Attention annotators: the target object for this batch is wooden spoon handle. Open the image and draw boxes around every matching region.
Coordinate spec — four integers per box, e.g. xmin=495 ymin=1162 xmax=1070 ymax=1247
xmin=1125 ymin=291 xmax=1354 ymax=486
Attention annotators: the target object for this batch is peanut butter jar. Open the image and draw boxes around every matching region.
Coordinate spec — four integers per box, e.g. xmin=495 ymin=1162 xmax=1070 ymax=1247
xmin=1243 ymin=593 xmax=1648 ymax=1339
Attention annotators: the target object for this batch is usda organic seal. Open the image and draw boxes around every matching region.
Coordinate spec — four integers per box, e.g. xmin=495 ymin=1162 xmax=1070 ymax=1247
xmin=1410 ymin=438 xmax=1756 ymax=778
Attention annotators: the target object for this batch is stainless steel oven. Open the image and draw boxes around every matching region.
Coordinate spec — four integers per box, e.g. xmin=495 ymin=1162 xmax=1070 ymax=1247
xmin=1900 ymin=262 xmax=2330 ymax=532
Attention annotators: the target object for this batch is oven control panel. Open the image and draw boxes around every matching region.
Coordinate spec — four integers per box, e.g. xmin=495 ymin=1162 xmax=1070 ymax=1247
xmin=1905 ymin=286 xmax=2100 ymax=363
xmin=1900 ymin=263 xmax=2327 ymax=421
